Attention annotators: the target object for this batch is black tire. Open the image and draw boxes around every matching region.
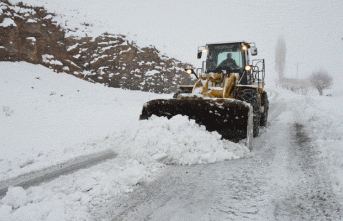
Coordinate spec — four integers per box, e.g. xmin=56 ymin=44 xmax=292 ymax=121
xmin=260 ymin=91 xmax=269 ymax=127
xmin=237 ymin=89 xmax=261 ymax=137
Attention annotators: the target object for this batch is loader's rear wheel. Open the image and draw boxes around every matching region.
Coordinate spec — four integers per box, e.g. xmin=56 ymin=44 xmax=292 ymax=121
xmin=260 ymin=91 xmax=269 ymax=127
xmin=237 ymin=89 xmax=261 ymax=137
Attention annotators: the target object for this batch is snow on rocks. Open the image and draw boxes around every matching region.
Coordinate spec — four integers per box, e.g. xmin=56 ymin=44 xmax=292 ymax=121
xmin=42 ymin=54 xmax=63 ymax=66
xmin=0 ymin=17 xmax=16 ymax=27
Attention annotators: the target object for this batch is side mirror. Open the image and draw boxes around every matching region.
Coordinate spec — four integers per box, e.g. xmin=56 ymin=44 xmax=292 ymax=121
xmin=197 ymin=51 xmax=202 ymax=59
xmin=251 ymin=47 xmax=258 ymax=56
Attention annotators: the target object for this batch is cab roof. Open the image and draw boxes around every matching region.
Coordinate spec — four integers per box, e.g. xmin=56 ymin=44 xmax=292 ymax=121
xmin=206 ymin=41 xmax=248 ymax=46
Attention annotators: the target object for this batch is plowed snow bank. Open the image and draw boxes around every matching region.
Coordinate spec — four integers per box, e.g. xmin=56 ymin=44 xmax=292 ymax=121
xmin=107 ymin=115 xmax=250 ymax=165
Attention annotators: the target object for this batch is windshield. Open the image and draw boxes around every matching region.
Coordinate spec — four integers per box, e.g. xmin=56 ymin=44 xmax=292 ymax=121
xmin=206 ymin=43 xmax=244 ymax=72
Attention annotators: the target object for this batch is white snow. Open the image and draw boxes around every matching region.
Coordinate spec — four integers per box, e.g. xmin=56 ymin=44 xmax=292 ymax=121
xmin=111 ymin=115 xmax=249 ymax=165
xmin=26 ymin=18 xmax=37 ymax=23
xmin=145 ymin=70 xmax=160 ymax=76
xmin=26 ymin=37 xmax=36 ymax=42
xmin=0 ymin=64 xmax=342 ymax=220
xmin=0 ymin=0 xmax=342 ymax=218
xmin=67 ymin=43 xmax=79 ymax=52
xmin=0 ymin=17 xmax=16 ymax=27
xmin=43 ymin=14 xmax=52 ymax=20
xmin=42 ymin=54 xmax=63 ymax=66
xmin=0 ymin=62 xmax=251 ymax=220
xmin=0 ymin=60 xmax=342 ymax=221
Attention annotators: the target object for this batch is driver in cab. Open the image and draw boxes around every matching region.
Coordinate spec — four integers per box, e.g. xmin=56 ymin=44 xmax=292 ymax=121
xmin=218 ymin=53 xmax=238 ymax=69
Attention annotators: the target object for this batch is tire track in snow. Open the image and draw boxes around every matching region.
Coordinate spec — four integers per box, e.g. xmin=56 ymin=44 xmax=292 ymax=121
xmin=92 ymin=89 xmax=343 ymax=220
xmin=272 ymin=123 xmax=343 ymax=220
xmin=0 ymin=150 xmax=116 ymax=198
xmin=92 ymin=155 xmax=274 ymax=221
xmin=91 ymin=89 xmax=285 ymax=220
xmin=264 ymin=95 xmax=343 ymax=220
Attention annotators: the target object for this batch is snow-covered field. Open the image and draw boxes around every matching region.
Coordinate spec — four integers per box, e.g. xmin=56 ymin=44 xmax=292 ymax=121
xmin=0 ymin=62 xmax=252 ymax=220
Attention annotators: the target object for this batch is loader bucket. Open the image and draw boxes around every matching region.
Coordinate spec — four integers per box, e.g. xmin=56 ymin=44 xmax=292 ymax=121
xmin=140 ymin=98 xmax=253 ymax=149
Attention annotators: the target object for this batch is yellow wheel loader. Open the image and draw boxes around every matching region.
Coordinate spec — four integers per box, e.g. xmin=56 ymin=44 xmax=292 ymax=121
xmin=140 ymin=41 xmax=269 ymax=149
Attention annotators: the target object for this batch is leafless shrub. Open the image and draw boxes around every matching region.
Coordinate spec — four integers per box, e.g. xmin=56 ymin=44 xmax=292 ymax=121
xmin=308 ymin=69 xmax=333 ymax=96
xmin=279 ymin=78 xmax=309 ymax=95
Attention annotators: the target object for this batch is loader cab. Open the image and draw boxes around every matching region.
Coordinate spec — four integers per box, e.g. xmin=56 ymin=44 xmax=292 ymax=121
xmin=197 ymin=41 xmax=263 ymax=86
xmin=205 ymin=43 xmax=246 ymax=73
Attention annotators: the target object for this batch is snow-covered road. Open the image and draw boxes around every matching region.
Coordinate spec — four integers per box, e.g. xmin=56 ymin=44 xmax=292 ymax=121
xmin=91 ymin=90 xmax=343 ymax=220
xmin=1 ymin=63 xmax=343 ymax=220
xmin=0 ymin=150 xmax=116 ymax=198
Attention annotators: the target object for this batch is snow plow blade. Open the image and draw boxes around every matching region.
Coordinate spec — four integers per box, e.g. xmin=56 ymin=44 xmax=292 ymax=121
xmin=140 ymin=98 xmax=253 ymax=149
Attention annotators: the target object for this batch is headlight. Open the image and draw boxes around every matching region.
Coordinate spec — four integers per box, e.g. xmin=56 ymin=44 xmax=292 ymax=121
xmin=244 ymin=65 xmax=252 ymax=71
xmin=202 ymin=48 xmax=208 ymax=53
xmin=186 ymin=69 xmax=193 ymax=74
xmin=242 ymin=44 xmax=250 ymax=51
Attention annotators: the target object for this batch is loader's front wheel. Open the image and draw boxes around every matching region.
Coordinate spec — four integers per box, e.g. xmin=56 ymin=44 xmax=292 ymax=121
xmin=237 ymin=89 xmax=261 ymax=137
xmin=173 ymin=92 xmax=180 ymax=98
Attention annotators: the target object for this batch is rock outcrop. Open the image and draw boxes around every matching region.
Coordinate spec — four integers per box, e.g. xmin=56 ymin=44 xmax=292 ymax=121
xmin=0 ymin=1 xmax=195 ymax=93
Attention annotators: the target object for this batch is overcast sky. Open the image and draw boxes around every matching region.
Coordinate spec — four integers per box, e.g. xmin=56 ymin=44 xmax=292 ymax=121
xmin=19 ymin=0 xmax=343 ymax=84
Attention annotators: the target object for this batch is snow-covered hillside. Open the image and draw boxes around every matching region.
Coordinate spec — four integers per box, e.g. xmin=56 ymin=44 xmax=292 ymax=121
xmin=0 ymin=1 xmax=195 ymax=94
xmin=0 ymin=62 xmax=252 ymax=220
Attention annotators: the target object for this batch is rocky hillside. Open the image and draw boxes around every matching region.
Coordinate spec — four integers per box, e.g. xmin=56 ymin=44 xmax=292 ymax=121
xmin=0 ymin=1 xmax=195 ymax=93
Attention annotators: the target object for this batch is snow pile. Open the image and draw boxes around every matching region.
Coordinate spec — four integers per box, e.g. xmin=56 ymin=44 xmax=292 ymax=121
xmin=111 ymin=115 xmax=249 ymax=165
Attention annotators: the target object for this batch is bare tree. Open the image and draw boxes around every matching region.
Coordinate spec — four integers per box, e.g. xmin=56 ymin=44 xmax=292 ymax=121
xmin=308 ymin=69 xmax=333 ymax=96
xmin=275 ymin=36 xmax=287 ymax=81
